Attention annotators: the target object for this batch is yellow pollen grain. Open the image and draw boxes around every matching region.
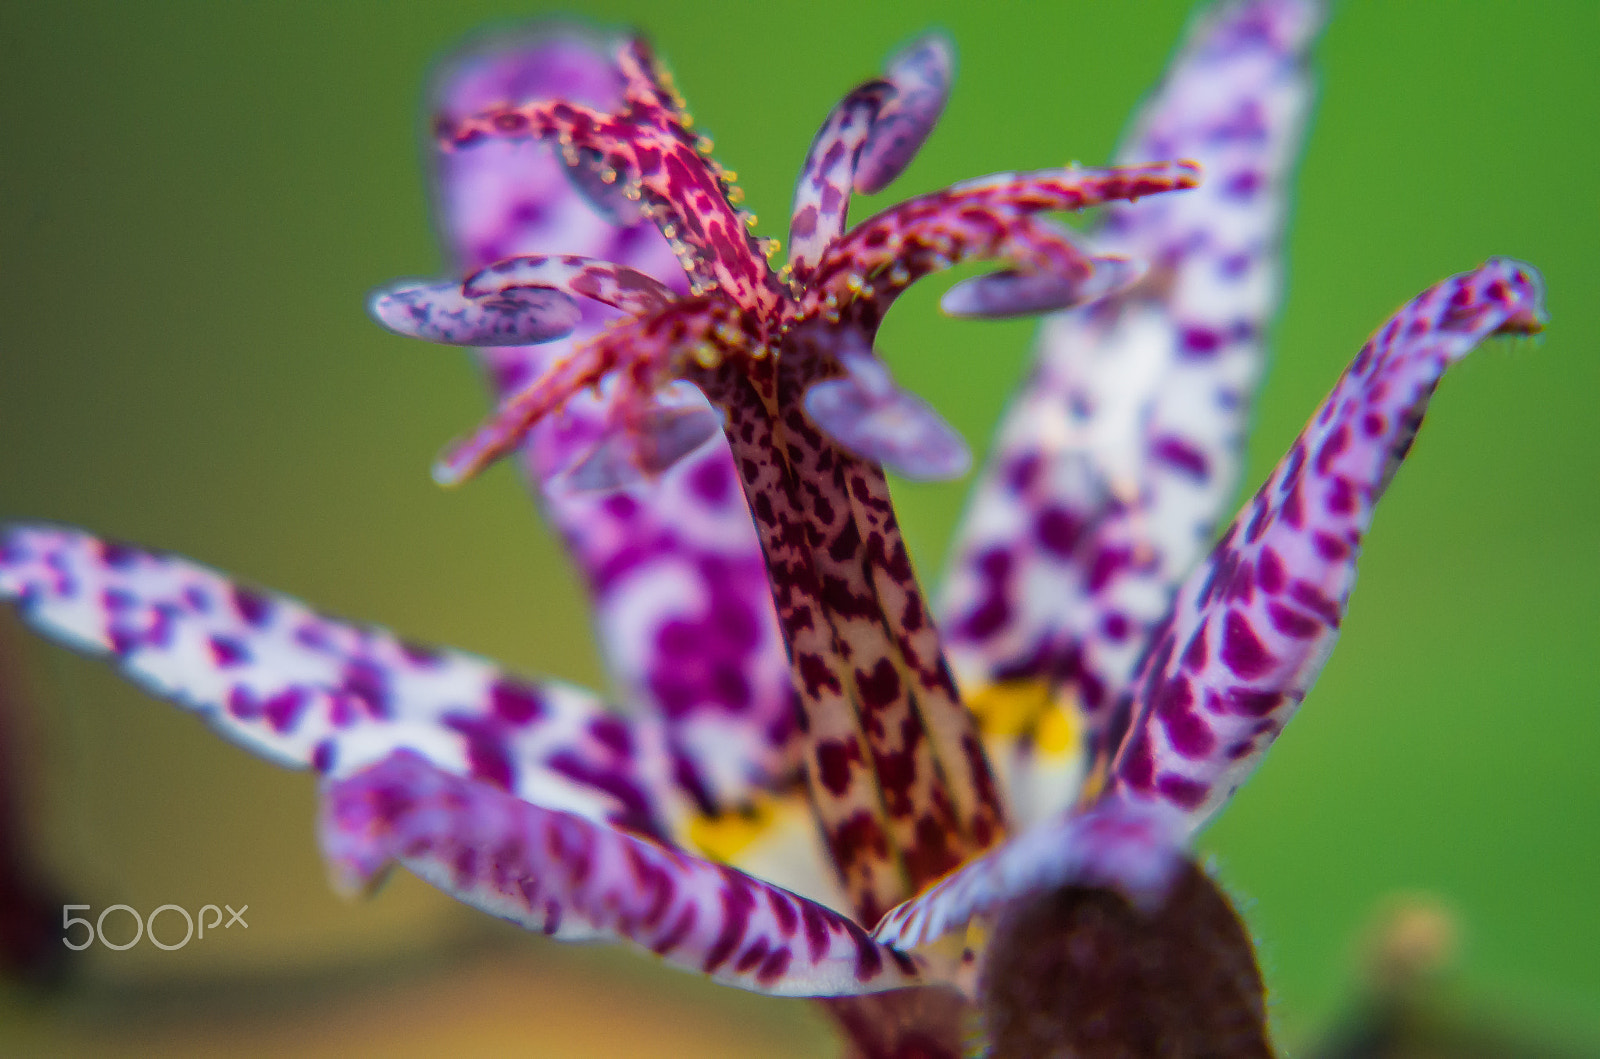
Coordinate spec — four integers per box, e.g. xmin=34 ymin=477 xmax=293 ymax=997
xmin=691 ymin=342 xmax=723 ymax=369
xmin=695 ymin=135 xmax=715 ymax=154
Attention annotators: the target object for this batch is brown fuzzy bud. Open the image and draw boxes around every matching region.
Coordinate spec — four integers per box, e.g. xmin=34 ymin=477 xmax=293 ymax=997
xmin=981 ymin=859 xmax=1271 ymax=1058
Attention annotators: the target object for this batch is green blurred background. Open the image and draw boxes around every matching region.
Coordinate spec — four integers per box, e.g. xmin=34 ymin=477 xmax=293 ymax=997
xmin=2 ymin=1 xmax=1596 ymax=1054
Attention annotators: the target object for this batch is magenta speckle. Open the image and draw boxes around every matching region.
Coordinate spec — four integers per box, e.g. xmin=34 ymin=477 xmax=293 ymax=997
xmin=1220 ymin=610 xmax=1274 ymax=679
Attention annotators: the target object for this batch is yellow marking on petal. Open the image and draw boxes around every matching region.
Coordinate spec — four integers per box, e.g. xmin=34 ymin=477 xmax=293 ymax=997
xmin=968 ymin=679 xmax=1083 ymax=760
xmin=687 ymin=798 xmax=779 ymax=863
xmin=966 ymin=679 xmax=1053 ymax=738
xmin=1035 ymin=702 xmax=1078 ymax=757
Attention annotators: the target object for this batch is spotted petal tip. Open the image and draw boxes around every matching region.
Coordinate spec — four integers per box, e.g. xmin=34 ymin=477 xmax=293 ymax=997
xmin=558 ymin=385 xmax=724 ymax=493
xmin=1110 ymin=257 xmax=1547 ymax=834
xmin=940 ymin=254 xmax=1148 ymax=319
xmin=804 ymin=353 xmax=971 ymax=481
xmin=322 ymin=750 xmax=925 ymax=998
xmin=368 ymin=279 xmax=581 ymax=346
xmin=854 ymin=33 xmax=954 ymax=195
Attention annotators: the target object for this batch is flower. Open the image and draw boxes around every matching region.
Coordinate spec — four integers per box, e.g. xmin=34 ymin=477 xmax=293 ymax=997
xmin=0 ymin=0 xmax=1548 ymax=1054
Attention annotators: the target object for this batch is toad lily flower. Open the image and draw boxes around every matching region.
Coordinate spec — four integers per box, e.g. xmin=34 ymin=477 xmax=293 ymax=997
xmin=0 ymin=0 xmax=1547 ymax=1054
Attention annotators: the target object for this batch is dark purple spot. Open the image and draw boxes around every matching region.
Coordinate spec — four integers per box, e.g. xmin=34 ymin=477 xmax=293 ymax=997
xmin=590 ymin=716 xmax=632 ymax=756
xmin=1181 ymin=626 xmax=1208 ymax=671
xmin=1156 ymin=773 xmax=1209 ymax=809
xmin=1119 ymin=730 xmax=1155 ymax=792
xmin=231 ymin=586 xmax=271 ymax=627
xmin=1152 ymin=435 xmax=1210 ymax=480
xmin=800 ymin=901 xmax=831 ymax=962
xmin=1034 ymin=506 xmax=1083 ymax=558
xmin=1220 ymin=611 xmax=1274 ymax=679
xmin=1224 ymin=170 xmax=1262 ymax=198
xmin=853 ymin=930 xmax=884 ymax=980
xmin=734 ymin=937 xmax=771 ymax=974
xmin=1180 ymin=326 xmax=1222 ymax=357
xmin=854 ymin=659 xmax=901 ymax=711
xmin=208 ymin=635 xmax=249 ymax=668
xmin=101 ymin=542 xmax=139 ymax=568
xmin=1268 ymin=602 xmax=1320 ymax=639
xmin=1289 ymin=580 xmax=1342 ymax=626
xmin=490 ymin=679 xmax=545 ymax=725
xmin=816 ymin=740 xmax=852 ymax=796
xmin=756 ymin=946 xmax=793 ymax=985
xmin=342 ymin=660 xmax=389 ymax=719
xmin=1313 ymin=532 xmax=1351 ymax=561
xmin=689 ymin=457 xmax=733 ymax=506
xmin=701 ymin=872 xmax=755 ymax=975
xmin=1222 ymin=689 xmax=1283 ymax=717
xmin=1086 ymin=546 xmax=1133 ymax=594
xmin=311 ymin=740 xmax=337 ymax=773
xmin=263 ymin=689 xmax=307 ymax=733
xmin=1326 ymin=476 xmax=1358 ymax=515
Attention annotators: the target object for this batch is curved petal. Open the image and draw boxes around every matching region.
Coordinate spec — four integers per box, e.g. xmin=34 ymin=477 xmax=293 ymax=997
xmin=323 ymin=750 xmax=924 ymax=997
xmin=939 ymin=0 xmax=1324 ymax=825
xmin=872 ymin=795 xmax=1184 ymax=950
xmin=368 ymin=278 xmax=581 ymax=346
xmin=0 ymin=526 xmax=690 ymax=841
xmin=463 ymin=254 xmax=678 ymax=315
xmin=803 ymin=350 xmax=971 ymax=481
xmin=854 ymin=35 xmax=953 ymax=195
xmin=788 ymin=33 xmax=953 ymax=277
xmin=803 ymin=162 xmax=1200 ymax=334
xmin=427 ymin=34 xmax=799 ymax=820
xmin=1110 ymin=258 xmax=1546 ymax=832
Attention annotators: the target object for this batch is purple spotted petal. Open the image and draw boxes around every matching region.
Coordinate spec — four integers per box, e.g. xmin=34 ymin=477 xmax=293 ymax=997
xmin=804 ymin=351 xmax=971 ymax=481
xmin=430 ymin=34 xmax=799 ymax=813
xmin=322 ymin=750 xmax=924 ymax=997
xmin=871 ymin=795 xmax=1184 ymax=950
xmin=940 ymin=254 xmax=1147 ymax=319
xmin=854 ymin=34 xmax=953 ymax=195
xmin=1111 ymin=259 xmax=1546 ymax=833
xmin=788 ymin=33 xmax=952 ymax=278
xmin=560 ymin=383 xmax=724 ymax=492
xmin=789 ymin=81 xmax=888 ymax=277
xmin=368 ymin=279 xmax=580 ymax=346
xmin=939 ymin=0 xmax=1323 ymax=822
xmin=462 ymin=254 xmax=677 ymax=316
xmin=0 ymin=526 xmax=689 ymax=841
